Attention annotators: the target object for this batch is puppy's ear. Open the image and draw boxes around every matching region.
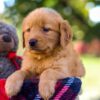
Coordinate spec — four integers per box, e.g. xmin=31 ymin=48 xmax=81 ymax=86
xmin=22 ymin=19 xmax=27 ymax=48
xmin=60 ymin=20 xmax=72 ymax=48
xmin=22 ymin=32 xmax=25 ymax=48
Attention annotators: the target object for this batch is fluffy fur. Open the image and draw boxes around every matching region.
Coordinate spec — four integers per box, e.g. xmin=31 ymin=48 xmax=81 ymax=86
xmin=5 ymin=8 xmax=85 ymax=100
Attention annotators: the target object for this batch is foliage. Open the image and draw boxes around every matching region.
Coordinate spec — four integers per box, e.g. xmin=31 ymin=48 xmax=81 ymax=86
xmin=4 ymin=0 xmax=100 ymax=41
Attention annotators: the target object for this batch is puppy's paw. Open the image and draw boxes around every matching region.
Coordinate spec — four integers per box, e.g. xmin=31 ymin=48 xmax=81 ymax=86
xmin=5 ymin=73 xmax=24 ymax=97
xmin=39 ymin=80 xmax=55 ymax=100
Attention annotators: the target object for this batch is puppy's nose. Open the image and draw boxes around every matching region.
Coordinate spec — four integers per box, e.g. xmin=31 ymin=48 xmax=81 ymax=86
xmin=2 ymin=35 xmax=12 ymax=42
xmin=29 ymin=39 xmax=37 ymax=47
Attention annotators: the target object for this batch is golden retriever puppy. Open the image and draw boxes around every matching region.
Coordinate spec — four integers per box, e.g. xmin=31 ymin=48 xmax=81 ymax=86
xmin=5 ymin=7 xmax=85 ymax=100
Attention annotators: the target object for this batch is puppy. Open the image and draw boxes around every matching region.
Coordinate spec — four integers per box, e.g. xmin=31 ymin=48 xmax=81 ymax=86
xmin=5 ymin=7 xmax=85 ymax=100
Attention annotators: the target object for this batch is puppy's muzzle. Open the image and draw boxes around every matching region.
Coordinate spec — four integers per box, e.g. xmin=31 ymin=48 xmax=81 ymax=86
xmin=29 ymin=39 xmax=37 ymax=47
xmin=2 ymin=35 xmax=12 ymax=42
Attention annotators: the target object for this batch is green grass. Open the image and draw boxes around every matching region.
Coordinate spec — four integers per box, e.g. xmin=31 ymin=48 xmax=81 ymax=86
xmin=80 ymin=55 xmax=100 ymax=100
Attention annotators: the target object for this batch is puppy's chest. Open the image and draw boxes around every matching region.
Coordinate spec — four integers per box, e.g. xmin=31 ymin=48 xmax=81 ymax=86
xmin=32 ymin=56 xmax=68 ymax=75
xmin=32 ymin=58 xmax=55 ymax=75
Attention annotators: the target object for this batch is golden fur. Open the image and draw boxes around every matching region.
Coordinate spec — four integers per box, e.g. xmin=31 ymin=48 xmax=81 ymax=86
xmin=5 ymin=8 xmax=85 ymax=100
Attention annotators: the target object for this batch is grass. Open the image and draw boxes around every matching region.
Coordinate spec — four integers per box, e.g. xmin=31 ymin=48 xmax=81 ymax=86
xmin=80 ymin=55 xmax=100 ymax=100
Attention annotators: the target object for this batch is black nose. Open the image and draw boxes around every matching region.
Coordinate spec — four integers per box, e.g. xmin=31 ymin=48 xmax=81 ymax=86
xmin=29 ymin=39 xmax=37 ymax=47
xmin=2 ymin=35 xmax=12 ymax=42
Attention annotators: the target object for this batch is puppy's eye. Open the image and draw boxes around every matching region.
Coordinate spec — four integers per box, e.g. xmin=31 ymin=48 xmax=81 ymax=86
xmin=42 ymin=27 xmax=50 ymax=32
xmin=26 ymin=28 xmax=30 ymax=32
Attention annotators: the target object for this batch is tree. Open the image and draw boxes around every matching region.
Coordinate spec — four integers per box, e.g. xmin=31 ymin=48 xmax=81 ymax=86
xmin=4 ymin=0 xmax=100 ymax=41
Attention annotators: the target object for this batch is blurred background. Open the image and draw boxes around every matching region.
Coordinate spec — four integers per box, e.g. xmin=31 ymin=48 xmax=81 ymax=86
xmin=0 ymin=0 xmax=100 ymax=100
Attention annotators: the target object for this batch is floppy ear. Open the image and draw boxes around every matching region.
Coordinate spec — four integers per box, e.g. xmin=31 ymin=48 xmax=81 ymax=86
xmin=22 ymin=19 xmax=27 ymax=48
xmin=60 ymin=20 xmax=72 ymax=48
xmin=22 ymin=32 xmax=25 ymax=48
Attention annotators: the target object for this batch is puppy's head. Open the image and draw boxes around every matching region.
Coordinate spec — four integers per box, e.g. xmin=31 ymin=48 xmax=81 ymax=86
xmin=22 ymin=8 xmax=72 ymax=54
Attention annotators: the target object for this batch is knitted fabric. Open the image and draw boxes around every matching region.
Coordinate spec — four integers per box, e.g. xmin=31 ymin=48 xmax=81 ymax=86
xmin=0 ymin=79 xmax=9 ymax=100
xmin=0 ymin=52 xmax=22 ymax=78
xmin=7 ymin=52 xmax=21 ymax=70
xmin=11 ymin=77 xmax=81 ymax=100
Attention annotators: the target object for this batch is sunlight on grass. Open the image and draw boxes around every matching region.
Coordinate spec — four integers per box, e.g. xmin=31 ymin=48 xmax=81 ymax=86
xmin=80 ymin=55 xmax=100 ymax=100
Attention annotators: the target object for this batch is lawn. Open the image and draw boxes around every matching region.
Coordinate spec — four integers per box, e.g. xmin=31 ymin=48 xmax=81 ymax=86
xmin=80 ymin=55 xmax=100 ymax=100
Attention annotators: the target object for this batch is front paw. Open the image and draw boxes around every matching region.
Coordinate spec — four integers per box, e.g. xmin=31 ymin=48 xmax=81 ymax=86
xmin=5 ymin=73 xmax=24 ymax=97
xmin=39 ymin=80 xmax=56 ymax=100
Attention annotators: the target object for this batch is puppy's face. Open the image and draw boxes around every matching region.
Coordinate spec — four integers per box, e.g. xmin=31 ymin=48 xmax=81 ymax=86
xmin=23 ymin=8 xmax=72 ymax=54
